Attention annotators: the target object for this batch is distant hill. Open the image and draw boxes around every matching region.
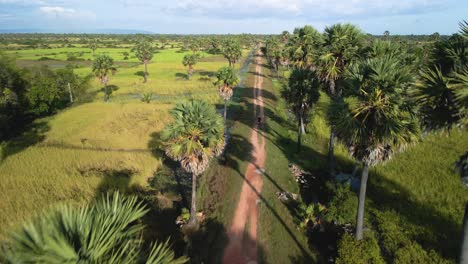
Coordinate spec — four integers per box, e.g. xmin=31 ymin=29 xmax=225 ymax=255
xmin=0 ymin=28 xmax=154 ymax=34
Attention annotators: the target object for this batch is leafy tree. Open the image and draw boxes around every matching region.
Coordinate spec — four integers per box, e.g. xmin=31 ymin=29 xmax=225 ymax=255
xmin=214 ymin=66 xmax=239 ymax=122
xmin=55 ymin=66 xmax=91 ymax=103
xmin=318 ymin=23 xmax=364 ymax=176
xmin=281 ymin=30 xmax=290 ymax=43
xmin=221 ymin=40 xmax=242 ymax=67
xmin=329 ymin=54 xmax=419 ymax=240
xmin=27 ymin=67 xmax=66 ymax=115
xmin=287 ymin=25 xmax=323 ymax=68
xmin=92 ymin=54 xmax=116 ymax=102
xmin=162 ymin=100 xmax=225 ymax=225
xmin=0 ymin=52 xmax=29 ymax=139
xmin=1 ymin=192 xmax=188 ymax=264
xmin=182 ymin=54 xmax=200 ymax=80
xmin=282 ymin=68 xmax=321 ymax=151
xmin=87 ymin=39 xmax=98 ymax=56
xmin=265 ymin=37 xmax=282 ymax=77
xmin=133 ymin=40 xmax=157 ymax=83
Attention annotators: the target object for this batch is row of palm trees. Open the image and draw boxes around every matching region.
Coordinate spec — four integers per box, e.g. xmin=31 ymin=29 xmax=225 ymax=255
xmin=266 ymin=21 xmax=467 ymax=240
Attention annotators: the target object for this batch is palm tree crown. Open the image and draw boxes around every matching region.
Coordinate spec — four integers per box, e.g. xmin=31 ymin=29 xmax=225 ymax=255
xmin=162 ymin=100 xmax=225 ymax=176
xmin=2 ymin=192 xmax=187 ymax=264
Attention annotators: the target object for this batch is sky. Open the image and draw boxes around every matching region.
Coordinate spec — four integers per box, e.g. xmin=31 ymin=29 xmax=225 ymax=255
xmin=0 ymin=0 xmax=467 ymax=34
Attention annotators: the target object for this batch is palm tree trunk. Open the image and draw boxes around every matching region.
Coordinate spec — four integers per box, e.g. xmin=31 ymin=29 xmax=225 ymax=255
xmin=300 ymin=115 xmax=306 ymax=135
xmin=229 ymin=60 xmax=232 ymax=67
xmin=329 ymin=128 xmax=336 ymax=177
xmin=356 ymin=162 xmax=369 ymax=240
xmin=189 ymin=173 xmax=198 ymax=225
xmin=461 ymin=203 xmax=468 ymax=263
xmin=297 ymin=121 xmax=302 ymax=152
xmin=224 ymin=100 xmax=227 ymax=123
xmin=104 ymin=83 xmax=108 ymax=102
xmin=144 ymin=62 xmax=148 ymax=83
xmin=67 ymin=82 xmax=73 ymax=103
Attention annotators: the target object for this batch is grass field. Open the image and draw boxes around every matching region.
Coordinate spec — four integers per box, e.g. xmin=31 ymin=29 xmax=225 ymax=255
xmin=0 ymin=45 xmax=249 ymax=239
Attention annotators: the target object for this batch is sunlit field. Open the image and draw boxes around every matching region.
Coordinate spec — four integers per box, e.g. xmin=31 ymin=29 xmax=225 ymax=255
xmin=0 ymin=44 xmax=250 ymax=238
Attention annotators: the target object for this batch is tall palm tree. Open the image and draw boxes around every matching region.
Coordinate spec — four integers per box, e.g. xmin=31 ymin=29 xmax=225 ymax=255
xmin=282 ymin=67 xmax=321 ymax=152
xmin=162 ymin=100 xmax=225 ymax=225
xmin=92 ymin=54 xmax=116 ymax=102
xmin=214 ymin=66 xmax=240 ymax=123
xmin=330 ymin=54 xmax=419 ymax=240
xmin=287 ymin=25 xmax=323 ymax=69
xmin=318 ymin=23 xmax=365 ymax=177
xmin=1 ymin=192 xmax=188 ymax=264
xmin=133 ymin=40 xmax=157 ymax=83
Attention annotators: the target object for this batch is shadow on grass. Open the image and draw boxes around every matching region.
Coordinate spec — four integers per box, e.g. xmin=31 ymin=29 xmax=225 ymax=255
xmin=0 ymin=120 xmax=49 ymax=162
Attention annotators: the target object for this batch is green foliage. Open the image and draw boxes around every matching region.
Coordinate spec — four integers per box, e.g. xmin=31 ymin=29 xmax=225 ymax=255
xmin=27 ymin=67 xmax=67 ymax=115
xmin=287 ymin=25 xmax=323 ymax=68
xmin=282 ymin=67 xmax=321 ymax=121
xmin=336 ymin=233 xmax=385 ymax=264
xmin=1 ymin=191 xmax=187 ymax=264
xmin=0 ymin=52 xmax=29 ymax=139
xmin=221 ymin=39 xmax=242 ymax=67
xmin=161 ymin=100 xmax=225 ymax=176
xmin=214 ymin=66 xmax=239 ymax=101
xmin=182 ymin=54 xmax=200 ymax=79
xmin=412 ymin=66 xmax=465 ymax=130
xmin=295 ymin=202 xmax=326 ymax=230
xmin=92 ymin=54 xmax=116 ymax=101
xmin=394 ymin=242 xmax=450 ymax=264
xmin=325 ymin=184 xmax=358 ymax=225
xmin=331 ymin=54 xmax=419 ymax=165
xmin=133 ymin=40 xmax=157 ymax=64
xmin=141 ymin=92 xmax=153 ymax=103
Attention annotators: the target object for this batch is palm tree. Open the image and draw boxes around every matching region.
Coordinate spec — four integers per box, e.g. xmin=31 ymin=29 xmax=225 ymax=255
xmin=92 ymin=54 xmax=116 ymax=102
xmin=214 ymin=66 xmax=240 ymax=123
xmin=282 ymin=67 xmax=321 ymax=152
xmin=221 ymin=40 xmax=242 ymax=67
xmin=1 ymin=192 xmax=188 ymax=264
xmin=182 ymin=54 xmax=199 ymax=80
xmin=162 ymin=100 xmax=225 ymax=225
xmin=318 ymin=23 xmax=364 ymax=177
xmin=133 ymin=40 xmax=157 ymax=83
xmin=412 ymin=66 xmax=466 ymax=130
xmin=330 ymin=54 xmax=419 ymax=240
xmin=265 ymin=37 xmax=282 ymax=77
xmin=287 ymin=25 xmax=323 ymax=69
xmin=88 ymin=39 xmax=98 ymax=56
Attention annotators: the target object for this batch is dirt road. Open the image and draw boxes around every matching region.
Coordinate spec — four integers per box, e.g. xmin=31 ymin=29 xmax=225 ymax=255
xmin=223 ymin=50 xmax=265 ymax=264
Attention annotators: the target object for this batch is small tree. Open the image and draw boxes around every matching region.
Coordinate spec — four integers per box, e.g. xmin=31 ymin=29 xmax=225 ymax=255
xmin=282 ymin=68 xmax=321 ymax=152
xmin=92 ymin=54 xmax=116 ymax=102
xmin=221 ymin=40 xmax=242 ymax=67
xmin=162 ymin=100 xmax=225 ymax=225
xmin=133 ymin=40 xmax=157 ymax=83
xmin=88 ymin=39 xmax=98 ymax=56
xmin=182 ymin=54 xmax=199 ymax=80
xmin=214 ymin=66 xmax=239 ymax=123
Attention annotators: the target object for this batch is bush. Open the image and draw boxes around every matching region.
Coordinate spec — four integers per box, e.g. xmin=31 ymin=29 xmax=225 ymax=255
xmin=38 ymin=56 xmax=53 ymax=61
xmin=336 ymin=233 xmax=385 ymax=264
xmin=325 ymin=184 xmax=358 ymax=225
xmin=394 ymin=242 xmax=450 ymax=264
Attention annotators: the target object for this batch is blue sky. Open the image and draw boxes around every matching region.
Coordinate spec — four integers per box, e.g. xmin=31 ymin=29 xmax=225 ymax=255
xmin=0 ymin=0 xmax=467 ymax=34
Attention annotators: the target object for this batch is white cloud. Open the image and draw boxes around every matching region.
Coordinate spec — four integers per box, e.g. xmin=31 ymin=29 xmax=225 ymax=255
xmin=39 ymin=6 xmax=95 ymax=19
xmin=0 ymin=0 xmax=45 ymax=4
xmin=163 ymin=0 xmax=445 ymax=19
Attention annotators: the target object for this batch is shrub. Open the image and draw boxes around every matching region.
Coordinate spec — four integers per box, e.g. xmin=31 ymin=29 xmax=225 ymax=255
xmin=325 ymin=184 xmax=358 ymax=225
xmin=38 ymin=56 xmax=53 ymax=61
xmin=336 ymin=233 xmax=385 ymax=264
xmin=394 ymin=242 xmax=450 ymax=264
xmin=141 ymin=92 xmax=153 ymax=103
